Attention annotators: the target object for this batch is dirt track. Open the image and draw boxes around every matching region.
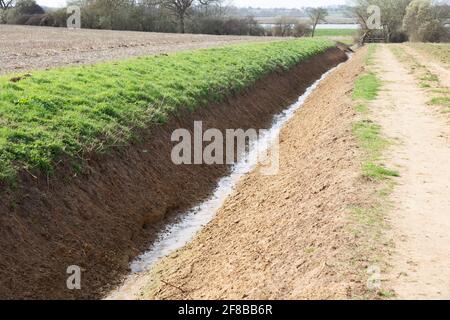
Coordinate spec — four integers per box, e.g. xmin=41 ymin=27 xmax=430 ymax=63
xmin=403 ymin=45 xmax=450 ymax=87
xmin=373 ymin=46 xmax=450 ymax=299
xmin=108 ymin=49 xmax=369 ymax=300
xmin=0 ymin=25 xmax=282 ymax=75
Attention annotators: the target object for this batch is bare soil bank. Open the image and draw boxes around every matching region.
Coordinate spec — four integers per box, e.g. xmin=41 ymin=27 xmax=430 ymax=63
xmin=0 ymin=48 xmax=347 ymax=299
xmin=140 ymin=48 xmax=367 ymax=300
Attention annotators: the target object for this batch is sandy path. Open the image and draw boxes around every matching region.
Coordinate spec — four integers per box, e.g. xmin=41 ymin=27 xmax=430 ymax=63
xmin=0 ymin=25 xmax=282 ymax=75
xmin=373 ymin=45 xmax=450 ymax=299
xmin=107 ymin=49 xmax=368 ymax=300
xmin=403 ymin=45 xmax=450 ymax=87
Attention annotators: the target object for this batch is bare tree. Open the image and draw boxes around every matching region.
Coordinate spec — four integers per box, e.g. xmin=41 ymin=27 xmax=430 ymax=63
xmin=0 ymin=0 xmax=14 ymax=10
xmin=0 ymin=0 xmax=14 ymax=23
xmin=307 ymin=7 xmax=327 ymax=37
xmin=197 ymin=0 xmax=225 ymax=16
xmin=157 ymin=0 xmax=219 ymax=33
xmin=273 ymin=16 xmax=296 ymax=37
xmin=403 ymin=0 xmax=450 ymax=42
xmin=292 ymin=23 xmax=311 ymax=37
xmin=351 ymin=1 xmax=373 ymax=44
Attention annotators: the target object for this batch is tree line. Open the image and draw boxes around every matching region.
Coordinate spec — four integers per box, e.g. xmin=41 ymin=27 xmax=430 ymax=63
xmin=0 ymin=0 xmax=268 ymax=36
xmin=353 ymin=0 xmax=449 ymax=43
xmin=1 ymin=0 xmax=449 ymax=42
xmin=0 ymin=0 xmax=335 ymax=38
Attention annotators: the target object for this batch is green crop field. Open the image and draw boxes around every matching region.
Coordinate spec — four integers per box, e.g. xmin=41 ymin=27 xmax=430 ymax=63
xmin=0 ymin=38 xmax=334 ymax=184
xmin=315 ymin=29 xmax=358 ymax=37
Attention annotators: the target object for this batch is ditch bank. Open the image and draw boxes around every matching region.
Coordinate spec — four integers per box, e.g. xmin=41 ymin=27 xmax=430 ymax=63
xmin=0 ymin=47 xmax=347 ymax=299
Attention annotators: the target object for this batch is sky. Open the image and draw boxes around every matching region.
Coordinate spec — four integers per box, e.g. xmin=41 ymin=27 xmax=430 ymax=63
xmin=36 ymin=0 xmax=349 ymax=9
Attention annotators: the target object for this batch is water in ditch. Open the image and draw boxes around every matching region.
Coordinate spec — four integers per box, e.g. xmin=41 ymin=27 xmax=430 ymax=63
xmin=107 ymin=58 xmax=348 ymax=298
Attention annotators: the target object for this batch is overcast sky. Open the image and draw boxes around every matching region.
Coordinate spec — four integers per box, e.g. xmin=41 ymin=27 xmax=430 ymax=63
xmin=36 ymin=0 xmax=350 ymax=9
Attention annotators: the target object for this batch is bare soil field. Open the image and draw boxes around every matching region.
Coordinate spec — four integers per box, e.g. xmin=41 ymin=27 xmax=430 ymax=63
xmin=0 ymin=25 xmax=283 ymax=75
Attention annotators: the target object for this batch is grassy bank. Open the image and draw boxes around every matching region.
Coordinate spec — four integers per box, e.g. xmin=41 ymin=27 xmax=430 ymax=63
xmin=407 ymin=43 xmax=450 ymax=69
xmin=391 ymin=45 xmax=450 ymax=112
xmin=0 ymin=38 xmax=334 ymax=184
xmin=352 ymin=71 xmax=398 ymax=181
xmin=350 ymin=45 xmax=396 ymax=298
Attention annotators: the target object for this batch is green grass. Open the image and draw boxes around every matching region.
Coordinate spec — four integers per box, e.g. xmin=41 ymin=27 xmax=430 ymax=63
xmin=351 ymin=206 xmax=384 ymax=228
xmin=355 ymin=103 xmax=369 ymax=113
xmin=429 ymin=96 xmax=450 ymax=107
xmin=389 ymin=45 xmax=449 ymax=112
xmin=420 ymin=72 xmax=439 ymax=82
xmin=408 ymin=43 xmax=450 ymax=69
xmin=352 ymin=70 xmax=398 ymax=181
xmin=353 ymin=120 xmax=399 ymax=180
xmin=314 ymin=29 xmax=358 ymax=37
xmin=378 ymin=289 xmax=396 ymax=298
xmin=431 ymin=88 xmax=450 ymax=94
xmin=365 ymin=44 xmax=378 ymax=66
xmin=0 ymin=39 xmax=334 ymax=184
xmin=353 ymin=47 xmax=380 ymax=114
xmin=353 ymin=73 xmax=381 ymax=101
xmin=352 ymin=115 xmax=398 ymax=182
xmin=362 ymin=163 xmax=400 ymax=181
xmin=352 ymin=121 xmax=388 ymax=160
xmin=349 ymin=48 xmax=397 ymax=299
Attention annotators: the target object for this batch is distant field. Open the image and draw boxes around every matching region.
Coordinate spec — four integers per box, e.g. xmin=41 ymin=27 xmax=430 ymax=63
xmin=255 ymin=17 xmax=357 ymax=24
xmin=407 ymin=43 xmax=450 ymax=69
xmin=0 ymin=25 xmax=283 ymax=75
xmin=0 ymin=38 xmax=334 ymax=184
xmin=315 ymin=29 xmax=358 ymax=37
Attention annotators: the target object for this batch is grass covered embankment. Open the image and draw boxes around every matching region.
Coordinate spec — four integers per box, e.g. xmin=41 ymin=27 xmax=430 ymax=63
xmin=349 ymin=45 xmax=397 ymax=298
xmin=0 ymin=38 xmax=334 ymax=185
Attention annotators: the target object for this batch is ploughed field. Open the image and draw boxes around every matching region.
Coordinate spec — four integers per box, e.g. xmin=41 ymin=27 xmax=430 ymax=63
xmin=0 ymin=25 xmax=284 ymax=75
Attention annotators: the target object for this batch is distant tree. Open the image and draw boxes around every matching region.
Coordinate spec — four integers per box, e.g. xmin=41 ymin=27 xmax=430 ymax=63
xmin=0 ymin=0 xmax=14 ymax=10
xmin=292 ymin=23 xmax=312 ymax=37
xmin=189 ymin=15 xmax=263 ymax=36
xmin=87 ymin=0 xmax=130 ymax=29
xmin=307 ymin=7 xmax=327 ymax=37
xmin=403 ymin=0 xmax=450 ymax=42
xmin=273 ymin=16 xmax=296 ymax=37
xmin=352 ymin=0 xmax=412 ymax=42
xmin=2 ymin=0 xmax=44 ymax=24
xmin=0 ymin=0 xmax=15 ymax=23
xmin=2 ymin=0 xmax=270 ymax=37
xmin=157 ymin=0 xmax=220 ymax=33
xmin=244 ymin=15 xmax=265 ymax=36
xmin=15 ymin=0 xmax=44 ymax=15
xmin=196 ymin=0 xmax=226 ymax=16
